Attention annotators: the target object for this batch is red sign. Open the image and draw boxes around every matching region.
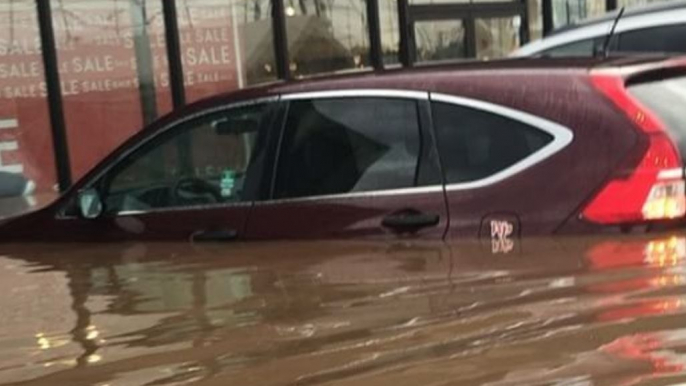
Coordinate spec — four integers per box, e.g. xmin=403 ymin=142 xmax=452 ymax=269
xmin=0 ymin=1 xmax=242 ymax=191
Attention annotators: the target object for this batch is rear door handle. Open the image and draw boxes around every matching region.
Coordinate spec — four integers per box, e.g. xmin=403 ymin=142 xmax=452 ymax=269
xmin=191 ymin=229 xmax=238 ymax=242
xmin=382 ymin=209 xmax=440 ymax=233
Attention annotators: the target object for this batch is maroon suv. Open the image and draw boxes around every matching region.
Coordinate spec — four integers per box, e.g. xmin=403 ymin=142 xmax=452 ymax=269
xmin=2 ymin=56 xmax=686 ymax=242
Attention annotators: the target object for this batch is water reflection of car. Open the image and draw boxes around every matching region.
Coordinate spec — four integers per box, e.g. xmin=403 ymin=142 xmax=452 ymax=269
xmin=513 ymin=1 xmax=686 ymax=57
xmin=1 ymin=56 xmax=686 ymax=241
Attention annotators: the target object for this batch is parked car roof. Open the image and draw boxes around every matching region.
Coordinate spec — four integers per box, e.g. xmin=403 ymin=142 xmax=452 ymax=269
xmin=512 ymin=0 xmax=686 ymax=57
xmin=552 ymin=0 xmax=686 ymax=35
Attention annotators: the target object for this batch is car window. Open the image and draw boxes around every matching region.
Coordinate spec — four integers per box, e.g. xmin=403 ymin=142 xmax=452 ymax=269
xmin=618 ymin=24 xmax=686 ymax=53
xmin=101 ymin=103 xmax=270 ymax=214
xmin=538 ymin=36 xmax=615 ymax=57
xmin=273 ymin=98 xmax=422 ymax=199
xmin=539 ymin=39 xmax=596 ymax=57
xmin=432 ymin=102 xmax=553 ymax=184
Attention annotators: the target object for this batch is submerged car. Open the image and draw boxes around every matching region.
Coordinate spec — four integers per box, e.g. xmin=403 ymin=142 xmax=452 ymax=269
xmin=513 ymin=0 xmax=686 ymax=58
xmin=2 ymin=56 xmax=686 ymax=242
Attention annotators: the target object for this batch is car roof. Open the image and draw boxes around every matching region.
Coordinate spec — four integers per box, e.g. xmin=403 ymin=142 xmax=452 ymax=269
xmin=513 ymin=0 xmax=686 ymax=57
xmin=183 ymin=56 xmax=672 ymax=108
xmin=552 ymin=0 xmax=686 ymax=35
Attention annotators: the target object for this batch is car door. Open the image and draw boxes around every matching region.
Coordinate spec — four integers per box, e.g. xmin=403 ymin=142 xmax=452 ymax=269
xmin=54 ymin=100 xmax=277 ymax=241
xmin=430 ymin=93 xmax=573 ymax=241
xmin=245 ymin=91 xmax=449 ymax=240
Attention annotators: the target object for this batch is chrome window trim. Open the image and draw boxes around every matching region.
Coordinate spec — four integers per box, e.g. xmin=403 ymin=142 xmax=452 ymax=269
xmin=512 ymin=9 xmax=686 ymax=57
xmin=263 ymin=89 xmax=434 ymax=205
xmin=256 ymin=185 xmax=444 ymax=206
xmin=281 ymin=89 xmax=429 ymax=101
xmin=116 ymin=201 xmax=254 ymax=217
xmin=430 ymin=93 xmax=574 ymax=191
xmin=56 ymin=96 xmax=279 ymax=220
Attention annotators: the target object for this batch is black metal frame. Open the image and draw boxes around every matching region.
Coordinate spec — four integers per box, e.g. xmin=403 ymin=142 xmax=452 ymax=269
xmin=36 ymin=0 xmax=71 ymax=192
xmin=162 ymin=0 xmax=186 ymax=109
xmin=34 ymin=0 xmax=623 ymax=191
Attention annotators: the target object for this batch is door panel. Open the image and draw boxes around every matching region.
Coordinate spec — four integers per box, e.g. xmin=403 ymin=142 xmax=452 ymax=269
xmin=247 ymin=190 xmax=446 ymax=240
xmin=245 ymin=94 xmax=448 ymax=240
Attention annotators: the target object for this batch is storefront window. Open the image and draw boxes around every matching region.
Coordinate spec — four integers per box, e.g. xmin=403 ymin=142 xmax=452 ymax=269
xmin=619 ymin=0 xmax=669 ymax=9
xmin=552 ymin=0 xmax=605 ymax=28
xmin=380 ymin=0 xmax=400 ymax=65
xmin=0 ymin=1 xmax=57 ymax=194
xmin=283 ymin=0 xmax=370 ymax=77
xmin=177 ymin=0 xmax=276 ymax=103
xmin=51 ymin=0 xmax=172 ymax=181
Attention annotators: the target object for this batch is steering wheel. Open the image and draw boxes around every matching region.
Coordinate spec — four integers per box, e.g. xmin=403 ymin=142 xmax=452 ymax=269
xmin=172 ymin=177 xmax=223 ymax=206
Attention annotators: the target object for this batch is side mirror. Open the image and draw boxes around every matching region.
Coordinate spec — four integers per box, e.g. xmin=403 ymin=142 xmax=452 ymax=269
xmin=78 ymin=188 xmax=103 ymax=219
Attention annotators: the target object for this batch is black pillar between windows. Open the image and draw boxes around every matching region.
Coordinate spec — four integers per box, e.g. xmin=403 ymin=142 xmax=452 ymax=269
xmin=36 ymin=0 xmax=72 ymax=192
xmin=397 ymin=0 xmax=412 ymax=67
xmin=542 ymin=0 xmax=554 ymax=36
xmin=366 ymin=0 xmax=384 ymax=70
xmin=162 ymin=0 xmax=186 ymax=109
xmin=271 ymin=0 xmax=290 ymax=80
xmin=606 ymin=0 xmax=618 ymax=11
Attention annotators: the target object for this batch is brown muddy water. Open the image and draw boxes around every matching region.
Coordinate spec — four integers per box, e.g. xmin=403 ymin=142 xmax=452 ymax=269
xmin=3 ymin=236 xmax=686 ymax=386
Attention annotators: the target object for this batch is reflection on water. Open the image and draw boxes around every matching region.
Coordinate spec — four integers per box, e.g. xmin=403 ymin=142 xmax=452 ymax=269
xmin=5 ymin=235 xmax=686 ymax=385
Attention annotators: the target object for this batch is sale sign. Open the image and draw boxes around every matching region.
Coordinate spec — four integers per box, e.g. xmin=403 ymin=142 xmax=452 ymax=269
xmin=0 ymin=0 xmax=243 ymax=191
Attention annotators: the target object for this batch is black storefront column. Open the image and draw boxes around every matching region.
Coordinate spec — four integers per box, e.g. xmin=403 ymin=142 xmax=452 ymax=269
xmin=366 ymin=0 xmax=384 ymax=70
xmin=542 ymin=0 xmax=554 ymax=36
xmin=397 ymin=0 xmax=412 ymax=67
xmin=271 ymin=0 xmax=290 ymax=80
xmin=162 ymin=0 xmax=186 ymax=109
xmin=36 ymin=0 xmax=72 ymax=192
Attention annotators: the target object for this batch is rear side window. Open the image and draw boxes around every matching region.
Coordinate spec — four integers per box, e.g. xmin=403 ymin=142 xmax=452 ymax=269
xmin=540 ymin=39 xmax=596 ymax=57
xmin=432 ymin=102 xmax=553 ymax=184
xmin=274 ymin=98 xmax=422 ymax=199
xmin=630 ymin=76 xmax=686 ymax=159
xmin=618 ymin=25 xmax=686 ymax=53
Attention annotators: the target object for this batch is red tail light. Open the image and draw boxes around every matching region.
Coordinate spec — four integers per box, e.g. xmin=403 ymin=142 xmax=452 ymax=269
xmin=582 ymin=74 xmax=686 ymax=224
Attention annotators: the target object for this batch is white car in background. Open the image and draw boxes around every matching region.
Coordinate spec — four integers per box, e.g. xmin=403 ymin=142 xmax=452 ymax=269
xmin=513 ymin=0 xmax=686 ymax=57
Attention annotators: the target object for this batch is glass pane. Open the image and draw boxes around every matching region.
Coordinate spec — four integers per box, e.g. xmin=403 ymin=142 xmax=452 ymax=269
xmin=475 ymin=17 xmax=521 ymax=59
xmin=0 ymin=1 xmax=58 ymax=201
xmin=380 ymin=0 xmax=400 ymax=65
xmin=275 ymin=98 xmax=421 ymax=198
xmin=432 ymin=102 xmax=553 ymax=184
xmin=528 ymin=0 xmax=544 ymax=41
xmin=51 ymin=0 xmax=172 ymax=181
xmin=177 ymin=0 xmax=276 ymax=103
xmin=104 ymin=104 xmax=269 ymax=213
xmin=619 ymin=0 xmax=671 ymax=9
xmin=414 ymin=20 xmax=466 ymax=62
xmin=283 ymin=0 xmax=370 ymax=77
xmin=553 ymin=0 xmax=606 ymax=28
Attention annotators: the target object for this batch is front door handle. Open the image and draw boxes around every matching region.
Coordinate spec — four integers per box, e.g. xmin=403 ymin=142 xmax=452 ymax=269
xmin=382 ymin=209 xmax=440 ymax=234
xmin=191 ymin=229 xmax=238 ymax=242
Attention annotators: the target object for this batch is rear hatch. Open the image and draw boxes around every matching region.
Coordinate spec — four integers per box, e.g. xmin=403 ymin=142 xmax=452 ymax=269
xmin=580 ymin=58 xmax=686 ymax=226
xmin=628 ymin=70 xmax=686 ymax=161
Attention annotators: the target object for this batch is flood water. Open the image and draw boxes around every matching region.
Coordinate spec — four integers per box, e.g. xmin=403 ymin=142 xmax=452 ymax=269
xmin=3 ymin=235 xmax=686 ymax=385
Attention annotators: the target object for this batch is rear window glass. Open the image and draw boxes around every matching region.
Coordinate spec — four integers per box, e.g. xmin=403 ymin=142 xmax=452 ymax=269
xmin=432 ymin=102 xmax=554 ymax=184
xmin=630 ymin=76 xmax=686 ymax=159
